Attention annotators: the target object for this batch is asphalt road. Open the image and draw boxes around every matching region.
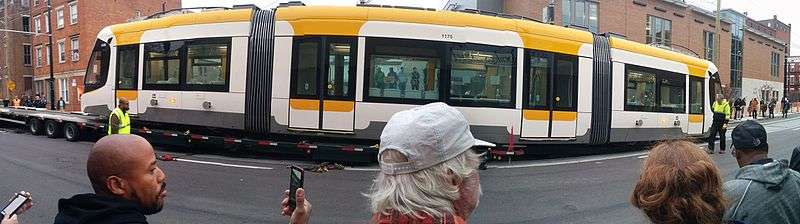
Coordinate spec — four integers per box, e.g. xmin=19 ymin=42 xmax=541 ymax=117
xmin=1 ymin=116 xmax=799 ymax=224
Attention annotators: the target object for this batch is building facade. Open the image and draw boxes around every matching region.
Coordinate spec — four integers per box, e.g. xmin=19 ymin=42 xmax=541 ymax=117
xmin=460 ymin=0 xmax=790 ymax=102
xmin=0 ymin=0 xmax=33 ymax=100
xmin=789 ymin=56 xmax=800 ymax=101
xmin=29 ymin=0 xmax=180 ymax=111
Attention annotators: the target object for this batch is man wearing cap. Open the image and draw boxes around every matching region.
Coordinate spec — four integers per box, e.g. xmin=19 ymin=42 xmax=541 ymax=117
xmin=723 ymin=120 xmax=800 ymax=224
xmin=707 ymin=94 xmax=731 ymax=154
xmin=281 ymin=102 xmax=493 ymax=224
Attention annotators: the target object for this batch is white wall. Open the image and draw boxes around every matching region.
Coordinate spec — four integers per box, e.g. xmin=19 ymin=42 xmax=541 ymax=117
xmin=741 ymin=78 xmax=783 ymax=101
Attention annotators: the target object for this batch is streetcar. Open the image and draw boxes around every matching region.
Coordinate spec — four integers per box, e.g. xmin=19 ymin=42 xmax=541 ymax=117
xmin=79 ymin=3 xmax=722 ymax=151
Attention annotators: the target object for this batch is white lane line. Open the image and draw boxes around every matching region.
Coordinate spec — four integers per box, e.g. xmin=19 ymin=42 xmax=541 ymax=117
xmin=346 ymin=167 xmax=380 ymax=172
xmin=174 ymin=158 xmax=274 ymax=170
xmin=637 ymin=155 xmax=648 ymax=159
xmin=794 ymin=127 xmax=800 ymax=131
xmin=488 ymin=151 xmax=649 ymax=169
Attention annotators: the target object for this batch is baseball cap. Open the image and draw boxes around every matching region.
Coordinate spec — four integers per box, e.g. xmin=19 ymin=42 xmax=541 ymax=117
xmin=379 ymin=102 xmax=495 ymax=175
xmin=731 ymin=120 xmax=768 ymax=150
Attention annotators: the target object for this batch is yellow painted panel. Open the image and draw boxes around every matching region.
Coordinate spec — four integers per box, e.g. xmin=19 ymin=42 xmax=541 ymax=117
xmin=523 ymin=110 xmax=550 ymax=121
xmin=323 ymin=100 xmax=355 ymax=112
xmin=609 ymin=37 xmax=709 ymax=78
xmin=552 ymin=111 xmax=577 ymax=121
xmin=116 ymin=90 xmax=138 ymax=102
xmin=288 ymin=19 xmax=365 ymax=36
xmin=290 ymin=99 xmax=319 ymax=111
xmin=111 ymin=9 xmax=253 ymax=45
xmin=688 ymin=114 xmax=704 ymax=123
xmin=521 ymin=33 xmax=584 ymax=55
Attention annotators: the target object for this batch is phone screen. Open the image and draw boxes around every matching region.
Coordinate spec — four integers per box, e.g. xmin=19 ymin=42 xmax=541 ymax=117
xmin=1 ymin=194 xmax=28 ymax=216
xmin=289 ymin=166 xmax=304 ymax=209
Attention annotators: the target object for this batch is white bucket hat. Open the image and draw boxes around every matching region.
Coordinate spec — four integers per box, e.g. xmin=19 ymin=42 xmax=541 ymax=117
xmin=379 ymin=102 xmax=495 ymax=175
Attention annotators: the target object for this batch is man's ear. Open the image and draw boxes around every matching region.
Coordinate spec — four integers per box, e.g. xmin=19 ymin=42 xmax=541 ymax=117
xmin=107 ymin=176 xmax=128 ymax=196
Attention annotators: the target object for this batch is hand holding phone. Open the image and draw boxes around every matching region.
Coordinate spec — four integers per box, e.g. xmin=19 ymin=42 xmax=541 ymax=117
xmin=2 ymin=192 xmax=31 ymax=217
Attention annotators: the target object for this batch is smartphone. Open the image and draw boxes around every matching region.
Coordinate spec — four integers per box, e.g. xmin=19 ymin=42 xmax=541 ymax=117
xmin=1 ymin=193 xmax=30 ymax=216
xmin=288 ymin=165 xmax=304 ymax=210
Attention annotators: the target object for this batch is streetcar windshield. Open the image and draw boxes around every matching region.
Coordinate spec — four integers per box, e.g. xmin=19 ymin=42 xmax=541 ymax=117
xmin=84 ymin=39 xmax=110 ymax=92
xmin=709 ymin=72 xmax=722 ymax=103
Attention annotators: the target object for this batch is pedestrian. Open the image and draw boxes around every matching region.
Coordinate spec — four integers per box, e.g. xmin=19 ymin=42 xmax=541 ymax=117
xmin=768 ymin=98 xmax=776 ymax=118
xmin=11 ymin=95 xmax=21 ymax=107
xmin=410 ymin=67 xmax=421 ymax=91
xmin=54 ymin=135 xmax=167 ymax=224
xmin=374 ymin=67 xmax=385 ymax=96
xmin=782 ymin=96 xmax=790 ymax=118
xmin=57 ymin=97 xmax=66 ymax=111
xmin=108 ymin=98 xmax=131 ymax=135
xmin=281 ymin=102 xmax=493 ymax=224
xmin=631 ymin=140 xmax=726 ymax=224
xmin=707 ymin=94 xmax=731 ymax=154
xmin=760 ymin=99 xmax=768 ymax=118
xmin=749 ymin=98 xmax=759 ymax=120
xmin=734 ymin=98 xmax=744 ymax=120
xmin=723 ymin=120 xmax=800 ymax=223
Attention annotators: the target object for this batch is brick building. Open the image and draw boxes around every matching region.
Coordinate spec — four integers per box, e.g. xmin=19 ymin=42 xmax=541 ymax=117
xmin=451 ymin=0 xmax=790 ymax=102
xmin=30 ymin=0 xmax=180 ymax=111
xmin=789 ymin=56 xmax=800 ymax=101
xmin=0 ymin=0 xmax=33 ymax=100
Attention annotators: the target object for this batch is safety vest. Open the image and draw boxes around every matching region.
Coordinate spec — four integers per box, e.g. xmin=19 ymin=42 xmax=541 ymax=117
xmin=108 ymin=108 xmax=131 ymax=135
xmin=712 ymin=100 xmax=731 ymax=120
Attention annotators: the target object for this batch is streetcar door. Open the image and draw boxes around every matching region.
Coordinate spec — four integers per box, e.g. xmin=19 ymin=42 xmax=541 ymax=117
xmin=289 ymin=37 xmax=356 ymax=132
xmin=521 ymin=51 xmax=578 ymax=139
xmin=115 ymin=45 xmax=140 ymax=115
xmin=687 ymin=77 xmax=705 ymax=135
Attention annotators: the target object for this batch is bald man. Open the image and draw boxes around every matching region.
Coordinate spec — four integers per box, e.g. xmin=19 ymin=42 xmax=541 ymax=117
xmin=108 ymin=99 xmax=131 ymax=135
xmin=54 ymin=135 xmax=167 ymax=224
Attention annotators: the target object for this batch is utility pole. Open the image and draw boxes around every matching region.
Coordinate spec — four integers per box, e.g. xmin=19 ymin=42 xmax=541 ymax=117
xmin=46 ymin=0 xmax=55 ymax=110
xmin=714 ymin=0 xmax=721 ymax=65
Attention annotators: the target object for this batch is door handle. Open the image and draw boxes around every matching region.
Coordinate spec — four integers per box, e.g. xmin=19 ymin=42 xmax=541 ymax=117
xmin=150 ymin=99 xmax=158 ymax=106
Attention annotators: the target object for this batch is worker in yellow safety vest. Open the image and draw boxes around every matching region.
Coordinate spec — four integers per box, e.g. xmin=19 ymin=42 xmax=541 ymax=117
xmin=108 ymin=98 xmax=131 ymax=135
xmin=707 ymin=94 xmax=731 ymax=154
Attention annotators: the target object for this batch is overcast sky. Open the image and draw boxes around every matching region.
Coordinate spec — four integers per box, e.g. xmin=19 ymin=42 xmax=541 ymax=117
xmin=183 ymin=0 xmax=800 ymax=54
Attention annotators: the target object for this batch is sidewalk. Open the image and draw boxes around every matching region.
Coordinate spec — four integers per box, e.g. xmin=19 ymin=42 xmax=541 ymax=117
xmin=730 ymin=112 xmax=799 ymax=125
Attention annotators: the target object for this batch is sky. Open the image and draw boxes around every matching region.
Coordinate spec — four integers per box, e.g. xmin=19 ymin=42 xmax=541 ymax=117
xmin=182 ymin=0 xmax=800 ymax=55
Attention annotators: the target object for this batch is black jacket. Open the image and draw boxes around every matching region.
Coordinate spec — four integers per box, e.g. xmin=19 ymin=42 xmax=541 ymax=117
xmin=54 ymin=193 xmax=148 ymax=224
xmin=791 ymin=146 xmax=800 ymax=173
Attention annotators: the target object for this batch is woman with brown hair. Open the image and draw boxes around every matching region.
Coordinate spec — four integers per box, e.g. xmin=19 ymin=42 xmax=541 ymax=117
xmin=631 ymin=140 xmax=728 ymax=224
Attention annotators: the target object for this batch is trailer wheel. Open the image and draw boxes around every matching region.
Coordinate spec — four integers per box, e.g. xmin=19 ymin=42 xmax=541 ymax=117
xmin=45 ymin=120 xmax=63 ymax=138
xmin=64 ymin=123 xmax=81 ymax=142
xmin=28 ymin=119 xmax=44 ymax=135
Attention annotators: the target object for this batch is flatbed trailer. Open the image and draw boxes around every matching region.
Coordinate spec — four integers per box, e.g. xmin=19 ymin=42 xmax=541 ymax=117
xmin=0 ymin=106 xmax=378 ymax=163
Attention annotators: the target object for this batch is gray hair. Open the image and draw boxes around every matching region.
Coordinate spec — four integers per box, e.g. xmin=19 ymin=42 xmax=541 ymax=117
xmin=365 ymin=149 xmax=482 ymax=220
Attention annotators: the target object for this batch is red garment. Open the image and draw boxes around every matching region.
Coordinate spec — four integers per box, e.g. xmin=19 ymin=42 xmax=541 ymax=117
xmin=372 ymin=212 xmax=466 ymax=224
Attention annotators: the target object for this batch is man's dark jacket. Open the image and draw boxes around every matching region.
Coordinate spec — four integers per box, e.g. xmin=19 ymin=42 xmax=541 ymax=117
xmin=54 ymin=193 xmax=148 ymax=224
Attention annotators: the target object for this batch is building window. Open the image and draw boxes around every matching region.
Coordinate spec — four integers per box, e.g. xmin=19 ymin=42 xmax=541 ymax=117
xmin=59 ymin=78 xmax=69 ymax=102
xmin=22 ymin=0 xmax=27 ymax=6
xmin=23 ymin=45 xmax=32 ymax=66
xmin=22 ymin=16 xmax=30 ymax=32
xmin=46 ymin=45 xmax=51 ymax=65
xmin=44 ymin=12 xmax=50 ymax=32
xmin=366 ymin=38 xmax=442 ymax=102
xmin=646 ymin=15 xmax=672 ymax=46
xmin=449 ymin=46 xmax=515 ymax=108
xmin=70 ymin=37 xmax=79 ymax=61
xmin=35 ymin=46 xmax=42 ymax=67
xmin=33 ymin=16 xmax=40 ymax=33
xmin=562 ymin=0 xmax=598 ymax=33
xmin=703 ymin=31 xmax=715 ymax=62
xmin=69 ymin=1 xmax=77 ymax=24
xmin=56 ymin=7 xmax=64 ymax=29
xmin=771 ymin=52 xmax=780 ymax=79
xmin=57 ymin=39 xmax=66 ymax=63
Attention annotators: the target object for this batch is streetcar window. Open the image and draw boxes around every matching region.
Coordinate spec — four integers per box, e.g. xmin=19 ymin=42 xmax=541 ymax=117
xmin=659 ymin=75 xmax=685 ymax=113
xmin=294 ymin=41 xmax=319 ymax=97
xmin=449 ymin=46 xmax=514 ymax=108
xmin=553 ymin=55 xmax=577 ymax=110
xmin=116 ymin=45 xmax=139 ymax=90
xmin=527 ymin=52 xmax=550 ymax=109
xmin=366 ymin=39 xmax=441 ymax=102
xmin=625 ymin=68 xmax=657 ymax=111
xmin=84 ymin=39 xmax=110 ymax=92
xmin=689 ymin=78 xmax=704 ymax=114
xmin=185 ymin=40 xmax=230 ymax=91
xmin=143 ymin=41 xmax=183 ymax=89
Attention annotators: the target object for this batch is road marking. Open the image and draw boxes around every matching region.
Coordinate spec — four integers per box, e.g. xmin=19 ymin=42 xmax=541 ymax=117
xmin=345 ymin=167 xmax=380 ymax=172
xmin=174 ymin=158 xmax=274 ymax=170
xmin=488 ymin=151 xmax=649 ymax=169
xmin=794 ymin=127 xmax=800 ymax=131
xmin=637 ymin=155 xmax=648 ymax=159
